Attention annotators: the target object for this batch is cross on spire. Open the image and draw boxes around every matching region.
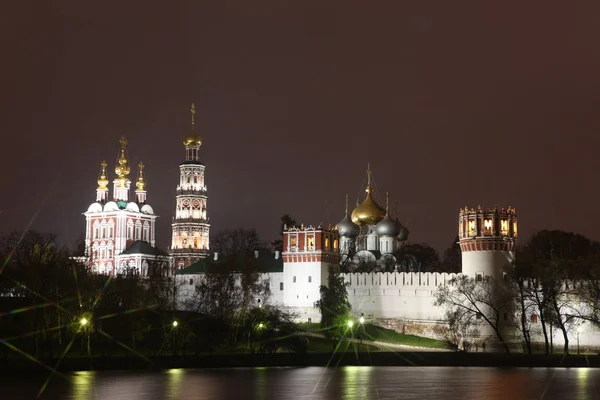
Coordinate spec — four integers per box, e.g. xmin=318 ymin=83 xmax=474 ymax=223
xmin=386 ymin=191 xmax=389 ymax=212
xmin=190 ymin=102 xmax=196 ymax=128
xmin=345 ymin=193 xmax=349 ymax=214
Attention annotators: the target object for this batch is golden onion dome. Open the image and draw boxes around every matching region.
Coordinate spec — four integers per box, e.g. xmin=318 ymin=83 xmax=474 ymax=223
xmin=184 ymin=130 xmax=202 ymax=147
xmin=184 ymin=102 xmax=202 ymax=147
xmin=351 ymin=187 xmax=386 ymax=226
xmin=97 ymin=160 xmax=109 ymax=189
xmin=114 ymin=136 xmax=130 ymax=179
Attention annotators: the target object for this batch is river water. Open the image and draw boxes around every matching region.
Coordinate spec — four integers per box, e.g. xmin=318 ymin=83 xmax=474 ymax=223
xmin=2 ymin=366 xmax=599 ymax=399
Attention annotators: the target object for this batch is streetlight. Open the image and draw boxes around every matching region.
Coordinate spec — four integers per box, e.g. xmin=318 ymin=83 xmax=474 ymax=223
xmin=347 ymin=320 xmax=354 ymax=328
xmin=172 ymin=320 xmax=178 ymax=328
xmin=359 ymin=315 xmax=365 ymax=325
xmin=79 ymin=316 xmax=90 ymax=356
xmin=258 ymin=323 xmax=264 ymax=329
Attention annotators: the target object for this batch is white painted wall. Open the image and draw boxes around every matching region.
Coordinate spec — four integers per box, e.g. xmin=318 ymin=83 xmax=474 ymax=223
xmin=342 ymin=272 xmax=457 ymax=321
xmin=282 ymin=261 xmax=331 ymax=308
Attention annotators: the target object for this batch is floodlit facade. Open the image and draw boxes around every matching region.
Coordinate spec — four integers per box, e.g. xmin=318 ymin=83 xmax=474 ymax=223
xmin=169 ymin=103 xmax=211 ymax=269
xmin=83 ymin=136 xmax=165 ymax=275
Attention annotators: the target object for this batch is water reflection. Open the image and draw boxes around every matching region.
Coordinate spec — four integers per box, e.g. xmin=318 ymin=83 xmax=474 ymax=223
xmin=71 ymin=371 xmax=94 ymax=400
xmin=341 ymin=366 xmax=374 ymax=400
xmin=3 ymin=366 xmax=600 ymax=399
xmin=166 ymin=369 xmax=184 ymax=400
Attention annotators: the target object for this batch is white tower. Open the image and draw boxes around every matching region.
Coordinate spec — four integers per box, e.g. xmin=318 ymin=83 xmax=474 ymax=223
xmin=282 ymin=224 xmax=340 ymax=322
xmin=458 ymin=206 xmax=518 ymax=281
xmin=170 ymin=103 xmax=210 ymax=270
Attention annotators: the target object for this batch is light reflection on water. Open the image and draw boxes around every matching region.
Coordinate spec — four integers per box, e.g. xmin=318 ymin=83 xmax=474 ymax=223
xmin=3 ymin=366 xmax=600 ymax=399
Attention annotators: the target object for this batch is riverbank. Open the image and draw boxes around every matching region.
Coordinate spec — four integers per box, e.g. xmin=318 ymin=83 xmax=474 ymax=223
xmin=2 ymin=351 xmax=600 ymax=373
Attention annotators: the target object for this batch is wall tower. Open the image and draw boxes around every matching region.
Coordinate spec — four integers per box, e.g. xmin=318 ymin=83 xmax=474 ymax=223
xmin=458 ymin=206 xmax=518 ymax=280
xmin=282 ymin=224 xmax=340 ymax=322
xmin=170 ymin=103 xmax=210 ymax=269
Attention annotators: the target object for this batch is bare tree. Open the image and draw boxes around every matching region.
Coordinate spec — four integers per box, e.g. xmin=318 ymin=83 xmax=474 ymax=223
xmin=435 ymin=275 xmax=515 ymax=353
xmin=434 ymin=308 xmax=481 ymax=351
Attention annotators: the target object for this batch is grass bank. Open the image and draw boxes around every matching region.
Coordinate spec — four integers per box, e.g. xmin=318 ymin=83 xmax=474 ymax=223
xmin=298 ymin=323 xmax=450 ymax=350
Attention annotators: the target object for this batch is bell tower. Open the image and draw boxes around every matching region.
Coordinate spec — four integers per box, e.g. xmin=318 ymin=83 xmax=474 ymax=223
xmin=169 ymin=103 xmax=210 ymax=270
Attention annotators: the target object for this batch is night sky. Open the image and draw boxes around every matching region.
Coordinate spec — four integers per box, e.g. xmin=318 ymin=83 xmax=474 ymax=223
xmin=2 ymin=1 xmax=600 ymax=253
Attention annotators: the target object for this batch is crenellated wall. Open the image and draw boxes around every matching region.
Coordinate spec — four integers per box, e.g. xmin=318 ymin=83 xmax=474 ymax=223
xmin=341 ymin=271 xmax=458 ymax=321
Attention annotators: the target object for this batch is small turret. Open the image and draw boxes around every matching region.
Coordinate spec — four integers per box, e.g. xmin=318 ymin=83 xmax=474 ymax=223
xmin=113 ymin=136 xmax=131 ymax=202
xmin=135 ymin=162 xmax=147 ymax=204
xmin=96 ymin=161 xmax=109 ymax=202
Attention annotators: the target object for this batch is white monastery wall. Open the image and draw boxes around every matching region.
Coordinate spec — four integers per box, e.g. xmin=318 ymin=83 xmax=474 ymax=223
xmin=341 ymin=272 xmax=458 ymax=321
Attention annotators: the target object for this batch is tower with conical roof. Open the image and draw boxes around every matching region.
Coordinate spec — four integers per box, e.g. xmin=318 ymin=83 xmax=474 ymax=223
xmin=170 ymin=103 xmax=210 ymax=269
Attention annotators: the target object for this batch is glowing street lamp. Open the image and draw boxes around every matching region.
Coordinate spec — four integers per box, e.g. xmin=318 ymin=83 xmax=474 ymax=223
xmin=173 ymin=320 xmax=178 ymax=328
xmin=347 ymin=320 xmax=354 ymax=328
xmin=80 ymin=317 xmax=88 ymax=326
xmin=359 ymin=316 xmax=365 ymax=324
xmin=258 ymin=323 xmax=264 ymax=329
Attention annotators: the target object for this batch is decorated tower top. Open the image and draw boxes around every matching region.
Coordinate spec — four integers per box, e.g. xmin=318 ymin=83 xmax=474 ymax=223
xmin=458 ymin=205 xmax=518 ymax=241
xmin=351 ymin=163 xmax=386 ymax=226
xmin=114 ymin=136 xmax=130 ymax=186
xmin=97 ymin=161 xmax=109 ymax=190
xmin=96 ymin=160 xmax=109 ymax=202
xmin=337 ymin=194 xmax=360 ymax=238
xmin=135 ymin=161 xmax=147 ymax=204
xmin=112 ymin=136 xmax=131 ymax=202
xmin=136 ymin=162 xmax=146 ymax=191
xmin=184 ymin=103 xmax=202 ymax=147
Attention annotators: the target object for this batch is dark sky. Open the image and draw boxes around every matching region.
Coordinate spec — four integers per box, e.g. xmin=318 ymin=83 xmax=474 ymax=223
xmin=2 ymin=1 xmax=600 ymax=253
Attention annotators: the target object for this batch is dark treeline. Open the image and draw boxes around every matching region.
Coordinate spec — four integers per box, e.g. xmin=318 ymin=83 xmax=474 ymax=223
xmin=0 ymin=229 xmax=307 ymax=361
xmin=0 ymin=231 xmax=178 ymax=359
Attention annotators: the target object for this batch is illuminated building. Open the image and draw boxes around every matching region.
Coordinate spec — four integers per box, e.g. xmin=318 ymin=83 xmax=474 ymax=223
xmin=169 ymin=103 xmax=211 ymax=269
xmin=83 ymin=137 xmax=167 ymax=275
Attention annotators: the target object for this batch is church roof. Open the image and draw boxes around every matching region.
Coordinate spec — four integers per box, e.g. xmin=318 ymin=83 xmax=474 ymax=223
xmin=176 ymin=250 xmax=283 ymax=275
xmin=120 ymin=240 xmax=168 ymax=256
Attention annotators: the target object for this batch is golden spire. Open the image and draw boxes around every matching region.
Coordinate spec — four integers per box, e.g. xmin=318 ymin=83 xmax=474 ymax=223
xmin=97 ymin=161 xmax=109 ymax=189
xmin=184 ymin=102 xmax=202 ymax=147
xmin=114 ymin=136 xmax=130 ymax=184
xmin=136 ymin=162 xmax=146 ymax=191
